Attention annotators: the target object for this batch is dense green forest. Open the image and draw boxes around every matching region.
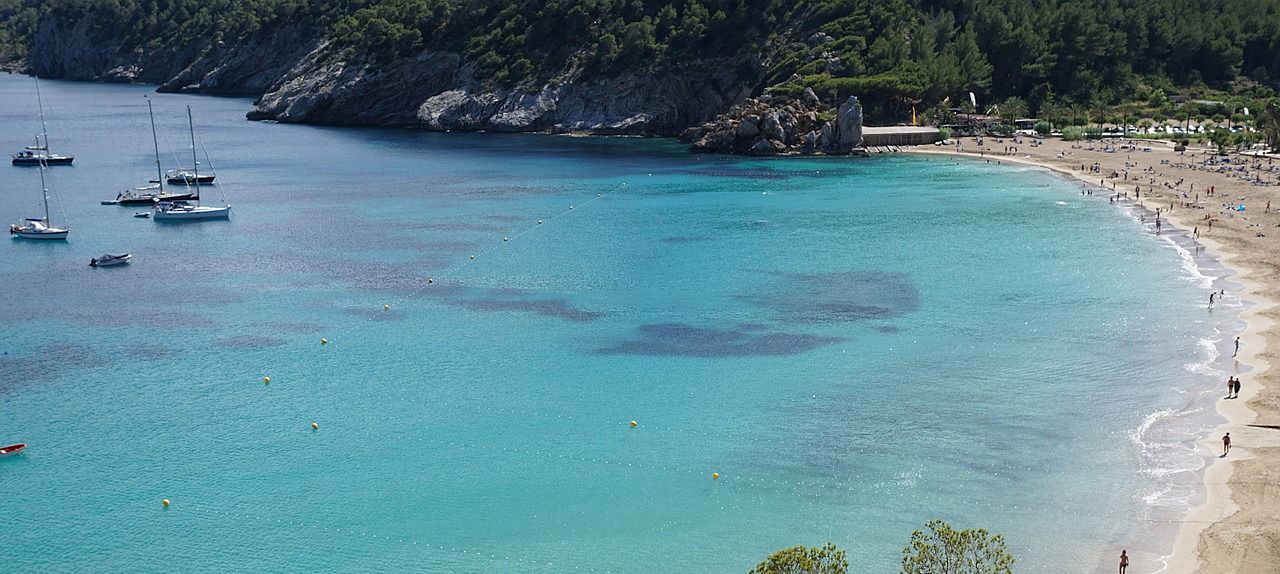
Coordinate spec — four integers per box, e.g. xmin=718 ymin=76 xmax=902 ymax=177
xmin=3 ymin=0 xmax=1279 ymax=120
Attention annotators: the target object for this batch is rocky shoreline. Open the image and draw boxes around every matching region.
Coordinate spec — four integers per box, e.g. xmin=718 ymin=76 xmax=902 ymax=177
xmin=14 ymin=11 xmax=898 ymax=155
xmin=678 ymin=89 xmax=868 ymax=155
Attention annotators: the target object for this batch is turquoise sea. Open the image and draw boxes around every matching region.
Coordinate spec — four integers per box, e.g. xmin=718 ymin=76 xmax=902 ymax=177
xmin=0 ymin=75 xmax=1243 ymax=573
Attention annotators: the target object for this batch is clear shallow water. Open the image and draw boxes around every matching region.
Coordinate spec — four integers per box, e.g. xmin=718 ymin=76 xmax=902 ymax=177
xmin=0 ymin=76 xmax=1239 ymax=573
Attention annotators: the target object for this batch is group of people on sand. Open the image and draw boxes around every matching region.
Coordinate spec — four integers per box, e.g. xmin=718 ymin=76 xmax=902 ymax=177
xmin=1226 ymin=375 xmax=1242 ymax=399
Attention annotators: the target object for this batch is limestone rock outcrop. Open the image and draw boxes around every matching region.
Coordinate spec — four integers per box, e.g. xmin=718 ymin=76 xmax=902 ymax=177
xmin=679 ymin=91 xmax=865 ymax=155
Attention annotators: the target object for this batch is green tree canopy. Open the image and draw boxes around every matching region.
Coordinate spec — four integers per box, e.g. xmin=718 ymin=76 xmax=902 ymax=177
xmin=749 ymin=543 xmax=848 ymax=574
xmin=901 ymin=519 xmax=1015 ymax=574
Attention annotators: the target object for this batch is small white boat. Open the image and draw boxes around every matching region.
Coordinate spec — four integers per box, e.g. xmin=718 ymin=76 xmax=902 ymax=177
xmin=90 ymin=253 xmax=131 ymax=267
xmin=10 ymin=218 xmax=68 ymax=240
xmin=133 ymin=212 xmax=151 ymax=218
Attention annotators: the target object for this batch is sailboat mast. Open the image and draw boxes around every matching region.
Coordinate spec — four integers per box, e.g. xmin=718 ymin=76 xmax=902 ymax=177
xmin=188 ymin=105 xmax=200 ymax=201
xmin=147 ymin=98 xmax=164 ymax=193
xmin=38 ymin=161 xmax=51 ymax=224
xmin=34 ymin=77 xmax=50 ymax=153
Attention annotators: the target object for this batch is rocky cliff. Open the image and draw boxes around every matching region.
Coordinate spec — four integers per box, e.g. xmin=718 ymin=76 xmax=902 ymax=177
xmin=26 ymin=11 xmax=319 ymax=95
xmin=246 ymin=50 xmax=758 ymax=135
xmin=24 ymin=8 xmax=760 ymax=137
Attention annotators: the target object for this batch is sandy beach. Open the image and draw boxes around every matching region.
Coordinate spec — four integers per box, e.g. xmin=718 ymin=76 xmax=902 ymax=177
xmin=906 ymin=137 xmax=1280 ymax=573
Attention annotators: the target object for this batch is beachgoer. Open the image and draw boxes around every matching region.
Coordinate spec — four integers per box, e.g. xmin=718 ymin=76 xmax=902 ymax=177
xmin=1227 ymin=376 xmax=1236 ymax=398
xmin=1119 ymin=549 xmax=1129 ymax=574
xmin=1235 ymin=378 xmax=1242 ymax=397
xmin=1234 ymin=336 xmax=1240 ymax=357
xmin=1209 ymin=292 xmax=1215 ymax=309
xmin=1223 ymin=432 xmax=1231 ymax=455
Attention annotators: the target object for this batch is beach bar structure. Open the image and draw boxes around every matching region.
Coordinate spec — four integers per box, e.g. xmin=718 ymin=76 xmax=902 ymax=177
xmin=862 ymin=126 xmax=943 ymax=146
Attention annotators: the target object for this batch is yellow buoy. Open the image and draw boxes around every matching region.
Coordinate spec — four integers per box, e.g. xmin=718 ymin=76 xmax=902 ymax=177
xmin=311 ymin=422 xmax=319 ymax=430
xmin=712 ymin=472 xmax=720 ymax=480
xmin=383 ymin=304 xmax=390 ymax=311
xmin=162 ymin=499 xmax=170 ymax=508
xmin=629 ymin=421 xmax=638 ymax=428
xmin=320 ymin=338 xmax=328 ymax=345
xmin=263 ymin=376 xmax=271 ymax=384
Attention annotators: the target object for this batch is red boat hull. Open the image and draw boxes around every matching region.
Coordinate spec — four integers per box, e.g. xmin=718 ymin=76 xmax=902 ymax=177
xmin=0 ymin=443 xmax=26 ymax=455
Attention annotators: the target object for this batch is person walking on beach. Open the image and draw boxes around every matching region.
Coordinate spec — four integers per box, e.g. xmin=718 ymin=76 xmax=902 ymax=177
xmin=1209 ymin=292 xmax=1215 ymax=309
xmin=1227 ymin=376 xmax=1237 ymax=398
xmin=1234 ymin=336 xmax=1240 ymax=357
xmin=1119 ymin=549 xmax=1129 ymax=574
xmin=1223 ymin=432 xmax=1231 ymax=456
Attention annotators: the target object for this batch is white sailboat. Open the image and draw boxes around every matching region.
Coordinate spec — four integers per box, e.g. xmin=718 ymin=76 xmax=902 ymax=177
xmin=10 ymin=78 xmax=74 ymax=166
xmin=155 ymin=106 xmax=230 ymax=222
xmin=9 ymin=160 xmax=69 ymax=240
xmin=111 ymin=97 xmax=196 ymax=206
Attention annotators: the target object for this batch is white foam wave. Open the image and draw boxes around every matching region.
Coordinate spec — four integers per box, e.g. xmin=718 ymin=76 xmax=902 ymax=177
xmin=1161 ymin=233 xmax=1216 ymax=289
xmin=1184 ymin=337 xmax=1223 ymax=378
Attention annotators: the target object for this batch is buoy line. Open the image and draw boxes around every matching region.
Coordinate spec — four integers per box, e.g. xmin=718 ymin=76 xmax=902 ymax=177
xmin=260 ymin=393 xmax=1003 ymax=471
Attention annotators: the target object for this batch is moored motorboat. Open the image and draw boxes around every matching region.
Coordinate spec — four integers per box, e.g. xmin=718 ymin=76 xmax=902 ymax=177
xmin=133 ymin=211 xmax=151 ymax=218
xmin=0 ymin=443 xmax=26 ymax=455
xmin=90 ymin=253 xmax=131 ymax=267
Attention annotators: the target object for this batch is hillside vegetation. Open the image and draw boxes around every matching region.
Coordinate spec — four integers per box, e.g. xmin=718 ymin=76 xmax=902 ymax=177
xmin=3 ymin=0 xmax=1278 ymax=124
